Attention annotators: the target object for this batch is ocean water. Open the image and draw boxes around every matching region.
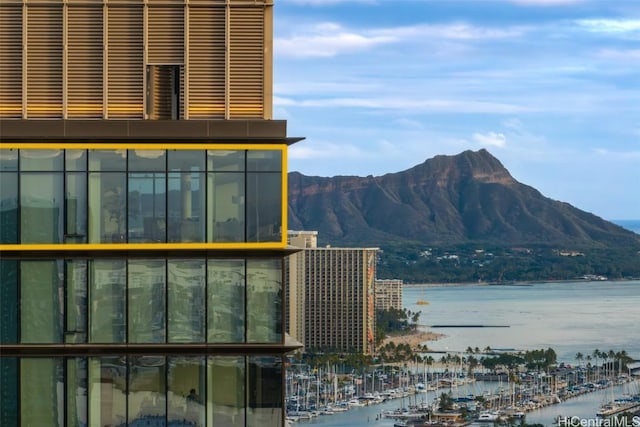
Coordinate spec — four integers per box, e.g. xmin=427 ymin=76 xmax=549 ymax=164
xmin=304 ymin=280 xmax=640 ymax=427
xmin=404 ymin=280 xmax=640 ymax=362
xmin=611 ymin=219 xmax=640 ymax=234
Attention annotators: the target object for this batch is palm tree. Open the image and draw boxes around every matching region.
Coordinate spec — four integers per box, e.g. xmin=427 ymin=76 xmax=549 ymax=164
xmin=592 ymin=349 xmax=601 ymax=381
xmin=575 ymin=352 xmax=584 ymax=369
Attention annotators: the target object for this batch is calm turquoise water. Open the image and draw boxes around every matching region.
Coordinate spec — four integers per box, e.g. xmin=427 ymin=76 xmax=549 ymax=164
xmin=405 ymin=280 xmax=640 ymax=362
xmin=304 ymin=280 xmax=640 ymax=427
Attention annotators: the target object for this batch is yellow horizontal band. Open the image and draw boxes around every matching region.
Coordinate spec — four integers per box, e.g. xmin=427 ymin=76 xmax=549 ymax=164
xmin=0 ymin=242 xmax=287 ymax=251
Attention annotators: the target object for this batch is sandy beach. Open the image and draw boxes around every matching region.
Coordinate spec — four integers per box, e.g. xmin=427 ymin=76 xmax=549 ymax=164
xmin=380 ymin=328 xmax=445 ymax=350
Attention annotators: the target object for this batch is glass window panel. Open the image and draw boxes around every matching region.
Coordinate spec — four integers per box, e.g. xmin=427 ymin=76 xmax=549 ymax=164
xmin=129 ymin=173 xmax=166 ymax=243
xmin=168 ymin=149 xmax=205 ymax=171
xmin=247 ymin=259 xmax=282 ymax=343
xmin=66 ymin=172 xmax=87 ymax=243
xmin=247 ymin=150 xmax=281 ymax=172
xmin=21 ymin=260 xmax=63 ymax=343
xmin=67 ymin=358 xmax=88 ymax=427
xmin=89 ymin=260 xmax=126 ymax=343
xmin=128 ymin=356 xmax=166 ymax=426
xmin=19 ymin=149 xmax=63 ymax=171
xmin=0 ymin=149 xmax=18 ymax=171
xmin=88 ymin=149 xmax=126 ymax=171
xmin=168 ymin=172 xmax=205 ymax=242
xmin=0 ymin=260 xmax=18 ymax=343
xmin=207 ymin=150 xmax=245 ymax=171
xmin=88 ymin=357 xmax=126 ymax=427
xmin=0 ymin=172 xmax=18 ymax=243
xmin=168 ymin=260 xmax=205 ymax=343
xmin=66 ymin=260 xmax=87 ymax=344
xmin=0 ymin=357 xmax=18 ymax=426
xmin=129 ymin=149 xmax=166 ymax=172
xmin=20 ymin=172 xmax=64 ymax=243
xmin=21 ymin=358 xmax=64 ymax=427
xmin=248 ymin=356 xmax=283 ymax=427
xmin=207 ymin=172 xmax=245 ymax=242
xmin=246 ymin=172 xmax=281 ymax=243
xmin=65 ymin=149 xmax=87 ymax=171
xmin=88 ymin=172 xmax=126 ymax=243
xmin=169 ymin=357 xmax=205 ymax=427
xmin=208 ymin=356 xmax=245 ymax=427
xmin=207 ymin=260 xmax=245 ymax=343
xmin=129 ymin=260 xmax=166 ymax=343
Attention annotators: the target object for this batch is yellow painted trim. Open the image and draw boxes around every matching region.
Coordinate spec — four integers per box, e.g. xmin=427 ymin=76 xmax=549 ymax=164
xmin=0 ymin=143 xmax=286 ymax=150
xmin=0 ymin=242 xmax=286 ymax=251
xmin=281 ymin=147 xmax=288 ymax=245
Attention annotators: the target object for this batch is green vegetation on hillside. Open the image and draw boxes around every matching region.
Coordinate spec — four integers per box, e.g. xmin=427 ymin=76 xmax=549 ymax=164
xmin=376 ymin=242 xmax=640 ymax=283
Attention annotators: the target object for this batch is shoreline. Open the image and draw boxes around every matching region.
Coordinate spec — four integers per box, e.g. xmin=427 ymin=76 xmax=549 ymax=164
xmin=380 ymin=328 xmax=445 ymax=349
xmin=402 ymin=277 xmax=639 ymax=288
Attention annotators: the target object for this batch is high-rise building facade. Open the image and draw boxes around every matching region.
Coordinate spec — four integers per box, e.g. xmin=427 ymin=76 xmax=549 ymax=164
xmin=285 ymin=236 xmax=378 ymax=355
xmin=0 ymin=1 xmax=302 ymax=426
xmin=284 ymin=230 xmax=318 ymax=347
xmin=374 ymin=279 xmax=403 ymax=312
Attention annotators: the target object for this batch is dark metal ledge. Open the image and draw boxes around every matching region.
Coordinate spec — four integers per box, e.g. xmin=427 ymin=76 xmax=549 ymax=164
xmin=0 ymin=246 xmax=303 ymax=259
xmin=0 ymin=119 xmax=304 ymax=145
xmin=0 ymin=341 xmax=304 ymax=357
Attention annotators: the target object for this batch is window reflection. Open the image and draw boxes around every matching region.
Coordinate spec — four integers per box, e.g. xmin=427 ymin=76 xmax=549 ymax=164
xmin=168 ymin=172 xmax=205 ymax=242
xmin=90 ymin=260 xmax=126 ymax=343
xmin=21 ymin=260 xmax=63 ymax=343
xmin=208 ymin=356 xmax=245 ymax=427
xmin=207 ymin=260 xmax=245 ymax=343
xmin=128 ymin=356 xmax=167 ymax=426
xmin=248 ymin=356 xmax=283 ymax=427
xmin=129 ymin=260 xmax=166 ymax=343
xmin=89 ymin=357 xmax=126 ymax=427
xmin=247 ymin=259 xmax=282 ymax=343
xmin=168 ymin=260 xmax=205 ymax=343
xmin=128 ymin=173 xmax=167 ymax=243
xmin=7 ymin=148 xmax=285 ymax=244
xmin=169 ymin=357 xmax=205 ymax=427
xmin=88 ymin=172 xmax=126 ymax=243
xmin=246 ymin=172 xmax=281 ymax=242
xmin=20 ymin=172 xmax=64 ymax=243
xmin=0 ymin=172 xmax=18 ymax=243
xmin=66 ymin=260 xmax=88 ymax=344
xmin=21 ymin=358 xmax=64 ymax=427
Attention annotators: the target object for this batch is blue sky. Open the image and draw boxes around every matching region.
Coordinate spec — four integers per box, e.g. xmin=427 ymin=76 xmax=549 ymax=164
xmin=272 ymin=0 xmax=640 ymax=221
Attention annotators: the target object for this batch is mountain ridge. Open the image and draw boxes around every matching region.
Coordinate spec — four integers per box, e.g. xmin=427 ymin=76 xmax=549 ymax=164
xmin=287 ymin=149 xmax=639 ymax=248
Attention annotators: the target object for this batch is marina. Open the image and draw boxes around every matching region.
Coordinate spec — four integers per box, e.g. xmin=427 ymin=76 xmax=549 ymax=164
xmin=289 ymin=280 xmax=640 ymax=426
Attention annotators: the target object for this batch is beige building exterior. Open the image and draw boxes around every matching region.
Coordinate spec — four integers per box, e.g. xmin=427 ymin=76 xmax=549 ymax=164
xmin=0 ymin=1 xmax=302 ymax=425
xmin=375 ymin=278 xmax=403 ymax=311
xmin=285 ymin=231 xmax=378 ymax=355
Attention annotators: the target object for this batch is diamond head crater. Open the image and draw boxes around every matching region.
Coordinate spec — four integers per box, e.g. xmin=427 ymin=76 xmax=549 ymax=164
xmin=287 ymin=149 xmax=640 ymax=283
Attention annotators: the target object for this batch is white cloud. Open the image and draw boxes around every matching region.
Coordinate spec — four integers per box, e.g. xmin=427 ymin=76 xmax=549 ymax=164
xmin=596 ymin=48 xmax=640 ymax=61
xmin=577 ymin=19 xmax=640 ymax=34
xmin=277 ymin=96 xmax=532 ymax=114
xmin=275 ymin=23 xmax=395 ymax=58
xmin=275 ymin=22 xmax=528 ymax=58
xmin=473 ymin=132 xmax=507 ymax=147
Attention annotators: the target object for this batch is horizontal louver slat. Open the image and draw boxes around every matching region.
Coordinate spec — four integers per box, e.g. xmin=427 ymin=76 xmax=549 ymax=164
xmin=27 ymin=5 xmax=63 ymax=118
xmin=148 ymin=6 xmax=183 ymax=64
xmin=107 ymin=6 xmax=143 ymax=118
xmin=67 ymin=6 xmax=103 ymax=118
xmin=188 ymin=7 xmax=225 ymax=119
xmin=0 ymin=5 xmax=22 ymax=118
xmin=229 ymin=6 xmax=263 ymax=119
